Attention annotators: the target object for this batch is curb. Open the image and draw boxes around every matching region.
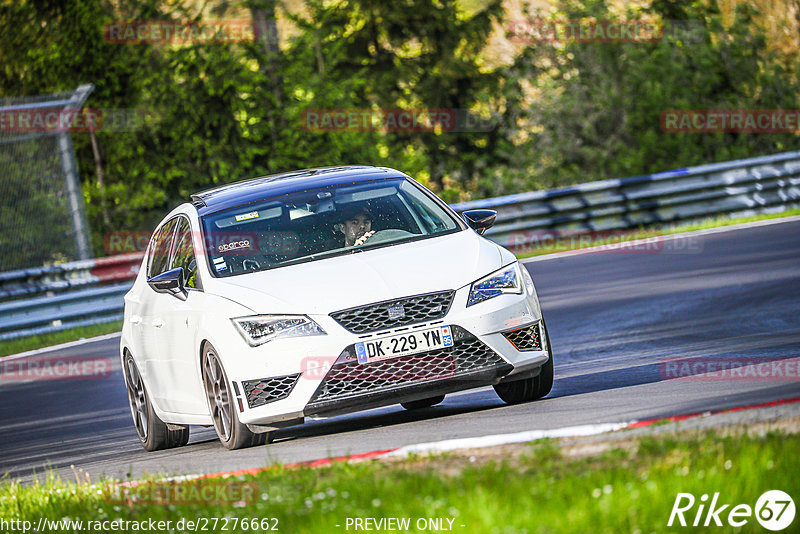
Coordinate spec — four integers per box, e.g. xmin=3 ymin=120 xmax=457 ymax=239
xmin=180 ymin=395 xmax=800 ymax=482
xmin=627 ymin=395 xmax=800 ymax=429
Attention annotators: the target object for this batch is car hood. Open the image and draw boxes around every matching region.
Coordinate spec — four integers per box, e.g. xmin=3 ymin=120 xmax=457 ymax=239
xmin=204 ymin=230 xmax=505 ymax=315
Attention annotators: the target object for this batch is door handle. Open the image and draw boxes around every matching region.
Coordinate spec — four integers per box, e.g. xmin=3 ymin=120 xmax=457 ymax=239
xmin=130 ymin=315 xmax=142 ymax=325
xmin=152 ymin=318 xmax=165 ymax=328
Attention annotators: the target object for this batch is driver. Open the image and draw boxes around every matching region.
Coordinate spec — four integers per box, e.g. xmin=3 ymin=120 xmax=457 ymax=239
xmin=336 ymin=208 xmax=376 ymax=247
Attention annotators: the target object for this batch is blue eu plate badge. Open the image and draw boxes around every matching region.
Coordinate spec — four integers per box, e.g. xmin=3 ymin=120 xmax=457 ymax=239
xmin=441 ymin=326 xmax=452 ymax=346
xmin=355 ymin=343 xmax=368 ymax=364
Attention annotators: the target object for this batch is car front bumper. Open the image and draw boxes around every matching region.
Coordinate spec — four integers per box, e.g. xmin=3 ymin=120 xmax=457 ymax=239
xmin=222 ymin=285 xmax=550 ymax=427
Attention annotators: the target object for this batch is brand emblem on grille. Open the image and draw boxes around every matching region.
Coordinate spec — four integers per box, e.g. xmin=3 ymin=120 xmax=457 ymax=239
xmin=387 ymin=305 xmax=405 ymax=319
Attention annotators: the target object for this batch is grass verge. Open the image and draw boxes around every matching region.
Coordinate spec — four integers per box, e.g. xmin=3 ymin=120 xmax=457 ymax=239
xmin=515 ymin=207 xmax=800 ymax=258
xmin=0 ymin=321 xmax=122 ymax=358
xmin=2 ymin=426 xmax=797 ymax=533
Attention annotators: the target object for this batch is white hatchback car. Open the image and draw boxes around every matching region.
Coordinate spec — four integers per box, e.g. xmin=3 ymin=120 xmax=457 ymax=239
xmin=121 ymin=166 xmax=553 ymax=450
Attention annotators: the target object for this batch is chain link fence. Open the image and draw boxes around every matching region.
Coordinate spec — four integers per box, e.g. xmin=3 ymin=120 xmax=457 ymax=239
xmin=0 ymin=84 xmax=94 ymax=272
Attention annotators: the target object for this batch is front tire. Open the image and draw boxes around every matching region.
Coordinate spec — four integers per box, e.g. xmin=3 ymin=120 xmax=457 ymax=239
xmin=202 ymin=343 xmax=268 ymax=450
xmin=123 ymin=352 xmax=189 ymax=451
xmin=493 ymin=319 xmax=554 ymax=404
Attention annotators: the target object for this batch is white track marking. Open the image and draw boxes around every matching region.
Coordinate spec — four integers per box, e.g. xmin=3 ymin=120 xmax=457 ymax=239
xmin=2 ymin=332 xmax=121 ymax=361
xmin=381 ymin=422 xmax=630 ymax=457
xmin=521 ymin=215 xmax=800 ymax=263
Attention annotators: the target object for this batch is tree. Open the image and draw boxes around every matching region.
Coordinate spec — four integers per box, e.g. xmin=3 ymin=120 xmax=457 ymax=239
xmin=282 ymin=0 xmax=505 ymax=197
xmin=481 ymin=0 xmax=800 ymax=196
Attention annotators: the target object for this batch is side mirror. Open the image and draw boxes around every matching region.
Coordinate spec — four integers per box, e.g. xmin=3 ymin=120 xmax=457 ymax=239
xmin=147 ymin=267 xmax=187 ymax=300
xmin=462 ymin=209 xmax=497 ymax=235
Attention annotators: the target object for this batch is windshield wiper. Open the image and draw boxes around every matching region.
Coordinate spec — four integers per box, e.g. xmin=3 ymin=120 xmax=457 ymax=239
xmin=271 ymin=248 xmax=351 ymax=268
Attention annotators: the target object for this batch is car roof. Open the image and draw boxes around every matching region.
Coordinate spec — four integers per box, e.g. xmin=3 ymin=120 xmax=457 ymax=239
xmin=191 ymin=166 xmax=407 ymax=215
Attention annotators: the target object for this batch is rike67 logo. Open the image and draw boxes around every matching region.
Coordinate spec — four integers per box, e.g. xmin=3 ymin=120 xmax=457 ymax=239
xmin=669 ymin=490 xmax=795 ymax=531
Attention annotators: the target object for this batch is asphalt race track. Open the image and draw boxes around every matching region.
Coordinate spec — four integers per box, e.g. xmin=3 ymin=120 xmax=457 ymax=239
xmin=2 ymin=219 xmax=799 ymax=483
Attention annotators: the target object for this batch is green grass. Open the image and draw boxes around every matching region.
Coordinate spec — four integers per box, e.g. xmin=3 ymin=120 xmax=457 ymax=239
xmin=515 ymin=208 xmax=800 ymax=258
xmin=2 ymin=429 xmax=797 ymax=533
xmin=0 ymin=321 xmax=121 ymax=358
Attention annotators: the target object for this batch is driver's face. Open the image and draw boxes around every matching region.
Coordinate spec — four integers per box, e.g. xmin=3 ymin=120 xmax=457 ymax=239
xmin=340 ymin=214 xmax=372 ymax=245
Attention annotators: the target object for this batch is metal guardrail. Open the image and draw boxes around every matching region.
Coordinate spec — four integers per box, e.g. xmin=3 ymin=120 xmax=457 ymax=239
xmin=0 ymin=254 xmax=142 ymax=341
xmin=451 ymin=150 xmax=800 ymax=250
xmin=0 ymin=284 xmax=130 ymax=340
xmin=2 ymin=151 xmax=799 ymax=342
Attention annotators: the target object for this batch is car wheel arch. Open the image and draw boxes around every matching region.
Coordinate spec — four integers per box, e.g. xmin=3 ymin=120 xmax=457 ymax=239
xmin=121 ymin=346 xmax=171 ymax=422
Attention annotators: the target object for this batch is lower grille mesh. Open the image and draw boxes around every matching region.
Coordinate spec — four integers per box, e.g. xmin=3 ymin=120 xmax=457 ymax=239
xmin=242 ymin=373 xmax=301 ymax=408
xmin=308 ymin=327 xmax=506 ymax=404
xmin=502 ymin=323 xmax=542 ymax=351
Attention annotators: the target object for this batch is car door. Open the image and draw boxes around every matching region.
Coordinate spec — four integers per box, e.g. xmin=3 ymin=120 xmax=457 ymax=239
xmin=134 ymin=216 xmax=178 ymax=402
xmin=147 ymin=215 xmax=207 ymax=415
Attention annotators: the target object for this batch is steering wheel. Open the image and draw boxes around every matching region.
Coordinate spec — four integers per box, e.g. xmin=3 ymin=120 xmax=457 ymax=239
xmin=355 ymin=229 xmax=414 ymax=246
xmin=242 ymin=258 xmax=261 ymax=272
xmin=353 ymin=230 xmax=377 ymax=247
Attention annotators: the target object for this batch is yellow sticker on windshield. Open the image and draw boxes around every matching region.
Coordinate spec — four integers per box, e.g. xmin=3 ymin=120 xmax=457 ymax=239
xmin=234 ymin=211 xmax=259 ymax=222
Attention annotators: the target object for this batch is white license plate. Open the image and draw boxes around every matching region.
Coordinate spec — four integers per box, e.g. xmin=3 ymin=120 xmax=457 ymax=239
xmin=355 ymin=326 xmax=454 ymax=364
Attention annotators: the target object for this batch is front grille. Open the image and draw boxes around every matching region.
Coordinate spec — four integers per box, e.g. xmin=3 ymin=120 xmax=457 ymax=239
xmin=330 ymin=290 xmax=455 ymax=334
xmin=308 ymin=326 xmax=506 ymax=404
xmin=242 ymin=373 xmax=301 ymax=408
xmin=502 ymin=323 xmax=542 ymax=351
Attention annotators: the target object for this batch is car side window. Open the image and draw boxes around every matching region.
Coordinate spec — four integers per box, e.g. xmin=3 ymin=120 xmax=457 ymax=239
xmin=147 ymin=217 xmax=178 ymax=278
xmin=169 ymin=217 xmax=199 ymax=289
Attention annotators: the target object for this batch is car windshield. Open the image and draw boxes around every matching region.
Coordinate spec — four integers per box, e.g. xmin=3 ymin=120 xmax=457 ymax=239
xmin=200 ymin=177 xmax=463 ymax=277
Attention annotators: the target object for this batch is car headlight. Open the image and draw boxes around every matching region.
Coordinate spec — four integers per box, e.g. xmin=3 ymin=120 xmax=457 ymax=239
xmin=520 ymin=263 xmax=535 ymax=296
xmin=232 ymin=315 xmax=326 ymax=347
xmin=467 ymin=263 xmax=523 ymax=307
